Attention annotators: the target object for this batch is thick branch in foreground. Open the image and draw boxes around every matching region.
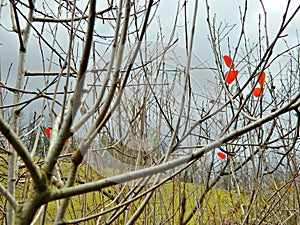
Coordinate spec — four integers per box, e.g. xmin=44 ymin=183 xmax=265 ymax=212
xmin=42 ymin=0 xmax=97 ymax=177
xmin=50 ymin=0 xmax=97 ymax=223
xmin=47 ymin=96 xmax=300 ymax=201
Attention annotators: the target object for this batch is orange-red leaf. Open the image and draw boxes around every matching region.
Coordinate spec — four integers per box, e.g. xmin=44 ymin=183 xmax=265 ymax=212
xmin=224 ymin=70 xmax=239 ymax=84
xmin=223 ymin=55 xmax=234 ymax=69
xmin=252 ymin=87 xmax=264 ymax=97
xmin=256 ymin=71 xmax=266 ymax=86
xmin=45 ymin=127 xmax=51 ymax=138
xmin=217 ymin=152 xmax=226 ymax=160
xmin=65 ymin=139 xmax=72 ymax=143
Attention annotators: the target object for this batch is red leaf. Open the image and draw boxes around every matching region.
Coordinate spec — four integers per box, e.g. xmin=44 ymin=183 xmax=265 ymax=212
xmin=224 ymin=70 xmax=239 ymax=84
xmin=45 ymin=127 xmax=51 ymax=138
xmin=256 ymin=71 xmax=266 ymax=86
xmin=223 ymin=55 xmax=234 ymax=69
xmin=217 ymin=152 xmax=226 ymax=160
xmin=252 ymin=87 xmax=264 ymax=97
xmin=65 ymin=139 xmax=72 ymax=143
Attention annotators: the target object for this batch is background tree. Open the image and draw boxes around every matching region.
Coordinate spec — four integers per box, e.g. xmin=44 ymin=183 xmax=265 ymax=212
xmin=0 ymin=0 xmax=299 ymax=224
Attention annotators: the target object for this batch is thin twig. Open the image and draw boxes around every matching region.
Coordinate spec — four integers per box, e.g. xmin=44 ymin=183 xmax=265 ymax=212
xmin=33 ymin=6 xmax=113 ymax=23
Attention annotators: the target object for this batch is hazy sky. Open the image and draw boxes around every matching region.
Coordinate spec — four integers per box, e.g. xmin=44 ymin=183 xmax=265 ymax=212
xmin=1 ymin=0 xmax=299 ymax=77
xmin=0 ymin=0 xmax=299 ymax=116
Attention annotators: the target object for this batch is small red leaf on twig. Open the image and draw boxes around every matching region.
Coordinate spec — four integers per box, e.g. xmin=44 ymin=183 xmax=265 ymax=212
xmin=223 ymin=55 xmax=234 ymax=69
xmin=252 ymin=87 xmax=264 ymax=97
xmin=224 ymin=70 xmax=239 ymax=84
xmin=217 ymin=152 xmax=226 ymax=160
xmin=45 ymin=127 xmax=51 ymax=138
xmin=256 ymin=71 xmax=266 ymax=86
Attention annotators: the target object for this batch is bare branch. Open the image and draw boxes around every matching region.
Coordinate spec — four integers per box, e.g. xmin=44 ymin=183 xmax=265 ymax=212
xmin=33 ymin=6 xmax=113 ymax=23
xmin=48 ymin=96 xmax=300 ymax=201
xmin=0 ymin=116 xmax=42 ymax=184
xmin=0 ymin=184 xmax=18 ymax=210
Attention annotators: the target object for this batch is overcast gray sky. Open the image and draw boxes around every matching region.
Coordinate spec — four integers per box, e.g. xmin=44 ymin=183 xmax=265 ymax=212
xmin=0 ymin=0 xmax=299 ymax=115
xmin=1 ymin=0 xmax=299 ymax=77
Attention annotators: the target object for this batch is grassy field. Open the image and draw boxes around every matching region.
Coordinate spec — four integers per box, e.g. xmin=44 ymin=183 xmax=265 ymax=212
xmin=0 ymin=154 xmax=298 ymax=224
